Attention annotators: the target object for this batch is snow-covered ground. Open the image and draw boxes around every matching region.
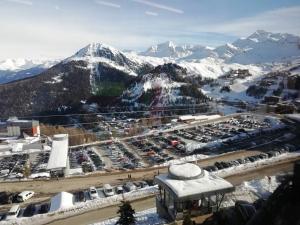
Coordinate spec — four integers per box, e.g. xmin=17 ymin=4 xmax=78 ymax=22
xmin=91 ymin=208 xmax=166 ymax=225
xmin=91 ymin=175 xmax=282 ymax=225
xmin=158 ymin=153 xmax=209 ymax=167
xmin=222 ymin=175 xmax=280 ymax=207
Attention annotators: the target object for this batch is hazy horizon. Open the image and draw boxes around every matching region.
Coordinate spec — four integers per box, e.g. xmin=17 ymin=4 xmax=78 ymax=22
xmin=0 ymin=0 xmax=300 ymax=60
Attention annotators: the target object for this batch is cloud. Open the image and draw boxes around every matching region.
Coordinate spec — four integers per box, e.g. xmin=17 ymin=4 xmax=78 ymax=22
xmin=94 ymin=0 xmax=121 ymax=8
xmin=4 ymin=0 xmax=32 ymax=6
xmin=132 ymin=0 xmax=183 ymax=14
xmin=145 ymin=11 xmax=158 ymax=16
xmin=55 ymin=5 xmax=61 ymax=10
xmin=192 ymin=6 xmax=300 ymax=36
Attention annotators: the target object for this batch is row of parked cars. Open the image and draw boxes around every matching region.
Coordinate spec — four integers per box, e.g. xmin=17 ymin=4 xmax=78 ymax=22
xmin=31 ymin=152 xmax=49 ymax=174
xmin=203 ymin=144 xmax=297 ymax=172
xmin=0 ymin=191 xmax=35 ymax=205
xmin=87 ymin=149 xmax=105 ymax=170
xmin=0 ymin=179 xmax=153 ymax=221
xmin=102 ymin=143 xmax=141 ymax=170
xmin=129 ymin=138 xmax=175 ymax=165
xmin=0 ymin=154 xmax=29 ymax=179
xmin=0 ymin=201 xmax=49 ymax=221
xmin=75 ymin=180 xmax=150 ymax=203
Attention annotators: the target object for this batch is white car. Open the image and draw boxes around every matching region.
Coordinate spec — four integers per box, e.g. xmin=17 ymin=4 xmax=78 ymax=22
xmin=116 ymin=186 xmax=124 ymax=194
xmin=6 ymin=205 xmax=20 ymax=220
xmin=89 ymin=186 xmax=98 ymax=199
xmin=103 ymin=184 xmax=115 ymax=197
xmin=123 ymin=182 xmax=137 ymax=192
xmin=17 ymin=191 xmax=34 ymax=202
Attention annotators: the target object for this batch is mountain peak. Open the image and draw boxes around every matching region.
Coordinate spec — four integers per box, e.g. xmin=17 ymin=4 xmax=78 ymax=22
xmin=158 ymin=41 xmax=176 ymax=48
xmin=74 ymin=42 xmax=121 ymax=58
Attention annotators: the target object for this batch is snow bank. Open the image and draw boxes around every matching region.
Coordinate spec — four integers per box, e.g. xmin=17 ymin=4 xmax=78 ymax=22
xmin=222 ymin=176 xmax=280 ymax=207
xmin=158 ymin=153 xmax=209 ymax=167
xmin=91 ymin=208 xmax=166 ymax=225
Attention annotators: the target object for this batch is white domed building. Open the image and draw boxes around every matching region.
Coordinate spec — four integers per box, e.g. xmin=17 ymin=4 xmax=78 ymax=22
xmin=155 ymin=163 xmax=234 ymax=221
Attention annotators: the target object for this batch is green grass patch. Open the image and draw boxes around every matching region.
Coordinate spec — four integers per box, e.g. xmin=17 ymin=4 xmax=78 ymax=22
xmin=94 ymin=81 xmax=125 ymax=97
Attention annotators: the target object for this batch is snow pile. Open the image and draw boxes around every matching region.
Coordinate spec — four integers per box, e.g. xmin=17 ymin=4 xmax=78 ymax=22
xmin=222 ymin=176 xmax=280 ymax=207
xmin=29 ymin=172 xmax=50 ymax=179
xmin=241 ymin=176 xmax=279 ymax=199
xmin=159 ymin=153 xmax=209 ymax=167
xmin=91 ymin=208 xmax=166 ymax=225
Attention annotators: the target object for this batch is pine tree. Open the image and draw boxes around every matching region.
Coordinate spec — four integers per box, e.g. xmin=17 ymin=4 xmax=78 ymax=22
xmin=116 ymin=201 xmax=136 ymax=225
xmin=182 ymin=212 xmax=193 ymax=225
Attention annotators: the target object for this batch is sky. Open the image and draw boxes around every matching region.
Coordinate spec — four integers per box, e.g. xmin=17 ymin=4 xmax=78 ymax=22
xmin=0 ymin=0 xmax=300 ymax=60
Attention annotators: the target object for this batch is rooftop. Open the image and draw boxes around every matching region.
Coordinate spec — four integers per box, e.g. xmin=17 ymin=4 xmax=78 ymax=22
xmin=47 ymin=134 xmax=69 ymax=170
xmin=155 ymin=163 xmax=234 ymax=199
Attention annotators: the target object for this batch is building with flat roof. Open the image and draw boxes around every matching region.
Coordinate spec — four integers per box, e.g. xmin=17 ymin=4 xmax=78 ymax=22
xmin=0 ymin=117 xmax=40 ymax=137
xmin=155 ymin=163 xmax=234 ymax=221
xmin=47 ymin=134 xmax=69 ymax=177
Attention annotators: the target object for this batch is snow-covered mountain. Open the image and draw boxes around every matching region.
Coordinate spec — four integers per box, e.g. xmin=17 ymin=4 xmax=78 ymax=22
xmin=139 ymin=30 xmax=300 ymax=65
xmin=225 ymin=30 xmax=300 ymax=64
xmin=0 ymin=58 xmax=57 ymax=71
xmin=122 ymin=63 xmax=208 ymax=107
xmin=140 ymin=41 xmax=195 ymax=58
xmin=0 ymin=30 xmax=299 ymax=116
xmin=0 ymin=58 xmax=59 ymax=84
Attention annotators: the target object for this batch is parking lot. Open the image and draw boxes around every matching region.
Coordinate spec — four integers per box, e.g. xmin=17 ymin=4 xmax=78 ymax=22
xmin=121 ymin=115 xmax=291 ymax=166
xmin=69 ymin=148 xmax=105 ymax=173
xmin=0 ymin=179 xmax=152 ymax=221
xmin=0 ymin=154 xmax=29 ymax=180
xmin=97 ymin=142 xmax=145 ymax=170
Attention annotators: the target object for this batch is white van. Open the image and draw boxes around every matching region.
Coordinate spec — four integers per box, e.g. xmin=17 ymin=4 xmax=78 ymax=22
xmin=17 ymin=191 xmax=34 ymax=202
xmin=6 ymin=205 xmax=20 ymax=220
xmin=103 ymin=184 xmax=115 ymax=197
xmin=89 ymin=186 xmax=98 ymax=199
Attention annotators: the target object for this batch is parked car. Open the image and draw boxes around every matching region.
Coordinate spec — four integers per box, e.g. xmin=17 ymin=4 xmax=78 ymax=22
xmin=123 ymin=182 xmax=136 ymax=192
xmin=0 ymin=213 xmax=6 ymax=221
xmin=89 ymin=187 xmax=98 ymax=199
xmin=140 ymin=181 xmax=149 ymax=188
xmin=6 ymin=205 xmax=20 ymax=220
xmin=0 ymin=192 xmax=14 ymax=204
xmin=76 ymin=191 xmax=86 ymax=202
xmin=17 ymin=191 xmax=34 ymax=202
xmin=103 ymin=184 xmax=115 ymax=197
xmin=116 ymin=186 xmax=124 ymax=194
xmin=39 ymin=203 xmax=50 ymax=214
xmin=23 ymin=204 xmax=36 ymax=217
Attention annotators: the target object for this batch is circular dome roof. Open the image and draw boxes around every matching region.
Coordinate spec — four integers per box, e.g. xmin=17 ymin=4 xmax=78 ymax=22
xmin=168 ymin=163 xmax=204 ymax=180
